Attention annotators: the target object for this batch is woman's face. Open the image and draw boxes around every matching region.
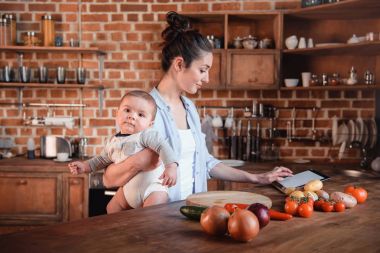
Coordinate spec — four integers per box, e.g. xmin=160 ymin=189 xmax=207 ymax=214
xmin=177 ymin=52 xmax=213 ymax=94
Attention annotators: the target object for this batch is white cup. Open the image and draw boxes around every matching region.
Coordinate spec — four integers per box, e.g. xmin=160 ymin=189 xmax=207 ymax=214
xmin=301 ymin=72 xmax=311 ymax=87
xmin=307 ymin=38 xmax=314 ymax=48
xmin=298 ymin=37 xmax=306 ymax=49
xmin=57 ymin=152 xmax=69 ymax=161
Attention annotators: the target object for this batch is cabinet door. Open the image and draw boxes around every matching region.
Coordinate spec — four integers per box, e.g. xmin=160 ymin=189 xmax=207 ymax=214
xmin=208 ymin=50 xmax=226 ymax=88
xmin=227 ymin=50 xmax=279 ymax=89
xmin=65 ymin=175 xmax=88 ymax=221
xmin=0 ymin=172 xmax=62 ymax=224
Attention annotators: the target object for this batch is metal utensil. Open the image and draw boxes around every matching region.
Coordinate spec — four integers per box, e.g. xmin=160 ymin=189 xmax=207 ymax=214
xmin=19 ymin=66 xmax=31 ymax=83
xmin=4 ymin=66 xmax=13 ymax=82
xmin=229 ymin=120 xmax=237 ymax=159
xmin=39 ymin=66 xmax=48 ymax=83
xmin=57 ymin=66 xmax=66 ymax=84
xmin=76 ymin=67 xmax=86 ymax=84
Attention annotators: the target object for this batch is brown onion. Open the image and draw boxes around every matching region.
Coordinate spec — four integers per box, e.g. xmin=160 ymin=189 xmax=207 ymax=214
xmin=228 ymin=209 xmax=260 ymax=242
xmin=200 ymin=205 xmax=230 ymax=236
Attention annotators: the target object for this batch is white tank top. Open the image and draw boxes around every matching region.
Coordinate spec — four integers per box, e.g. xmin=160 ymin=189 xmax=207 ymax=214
xmin=178 ymin=129 xmax=196 ymax=200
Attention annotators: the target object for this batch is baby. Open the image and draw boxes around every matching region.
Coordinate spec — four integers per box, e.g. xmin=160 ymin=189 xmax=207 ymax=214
xmin=68 ymin=90 xmax=178 ymax=213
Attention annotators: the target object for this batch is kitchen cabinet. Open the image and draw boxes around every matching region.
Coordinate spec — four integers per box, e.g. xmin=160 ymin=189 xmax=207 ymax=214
xmin=281 ymin=0 xmax=380 ymax=90
xmin=0 ymin=158 xmax=88 ymax=234
xmin=186 ymin=12 xmax=281 ymax=89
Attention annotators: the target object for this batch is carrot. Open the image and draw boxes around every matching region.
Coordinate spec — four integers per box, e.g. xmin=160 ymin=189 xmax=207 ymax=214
xmin=268 ymin=209 xmax=293 ymax=221
xmin=224 ymin=203 xmax=249 ymax=213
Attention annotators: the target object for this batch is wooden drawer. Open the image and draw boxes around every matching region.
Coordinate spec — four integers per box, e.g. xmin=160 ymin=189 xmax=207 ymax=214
xmin=0 ymin=172 xmax=62 ymax=224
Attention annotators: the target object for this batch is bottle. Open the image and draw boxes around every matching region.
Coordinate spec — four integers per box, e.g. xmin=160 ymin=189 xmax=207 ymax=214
xmin=79 ymin=137 xmax=88 ymax=159
xmin=2 ymin=13 xmax=16 ymax=45
xmin=42 ymin=14 xmax=55 ymax=46
xmin=27 ymin=137 xmax=35 ymax=159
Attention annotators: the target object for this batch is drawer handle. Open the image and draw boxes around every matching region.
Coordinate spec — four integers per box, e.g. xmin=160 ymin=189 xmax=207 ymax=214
xmin=18 ymin=180 xmax=27 ymax=185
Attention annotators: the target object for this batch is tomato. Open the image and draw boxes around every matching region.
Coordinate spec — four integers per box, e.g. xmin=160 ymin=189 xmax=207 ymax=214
xmin=298 ymin=203 xmax=313 ymax=218
xmin=321 ymin=202 xmax=334 ymax=212
xmin=334 ymin=202 xmax=345 ymax=212
xmin=314 ymin=199 xmax=325 ymax=211
xmin=345 ymin=186 xmax=368 ymax=204
xmin=344 ymin=185 xmax=355 ymax=195
xmin=284 ymin=200 xmax=299 ymax=215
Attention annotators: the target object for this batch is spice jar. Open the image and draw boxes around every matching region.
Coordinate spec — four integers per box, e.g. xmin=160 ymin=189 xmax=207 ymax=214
xmin=41 ymin=14 xmax=55 ymax=46
xmin=23 ymin=32 xmax=39 ymax=46
xmin=0 ymin=18 xmax=11 ymax=46
xmin=2 ymin=13 xmax=16 ymax=45
xmin=329 ymin=73 xmax=340 ymax=86
xmin=310 ymin=74 xmax=319 ymax=86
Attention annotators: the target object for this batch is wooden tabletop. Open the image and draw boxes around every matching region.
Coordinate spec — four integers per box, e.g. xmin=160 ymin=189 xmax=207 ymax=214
xmin=0 ymin=164 xmax=379 ymax=253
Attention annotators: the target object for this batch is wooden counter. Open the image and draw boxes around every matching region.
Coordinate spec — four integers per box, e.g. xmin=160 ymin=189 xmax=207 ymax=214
xmin=0 ymin=164 xmax=379 ymax=253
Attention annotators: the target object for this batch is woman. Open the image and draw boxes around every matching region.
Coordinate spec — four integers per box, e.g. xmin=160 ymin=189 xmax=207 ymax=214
xmin=103 ymin=11 xmax=292 ymax=202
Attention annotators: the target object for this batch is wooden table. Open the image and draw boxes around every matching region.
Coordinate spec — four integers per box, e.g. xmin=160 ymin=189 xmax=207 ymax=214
xmin=0 ymin=164 xmax=379 ymax=253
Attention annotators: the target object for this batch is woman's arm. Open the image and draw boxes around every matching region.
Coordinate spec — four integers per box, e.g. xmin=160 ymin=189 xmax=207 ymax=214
xmin=209 ymin=163 xmax=293 ymax=185
xmin=103 ymin=148 xmax=160 ymax=188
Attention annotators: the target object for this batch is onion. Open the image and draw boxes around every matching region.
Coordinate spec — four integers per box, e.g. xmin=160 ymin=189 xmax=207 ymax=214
xmin=247 ymin=203 xmax=270 ymax=229
xmin=228 ymin=209 xmax=260 ymax=242
xmin=200 ymin=206 xmax=230 ymax=236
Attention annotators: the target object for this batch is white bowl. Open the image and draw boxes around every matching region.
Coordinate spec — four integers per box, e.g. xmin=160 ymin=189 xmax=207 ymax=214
xmin=284 ymin=78 xmax=299 ymax=87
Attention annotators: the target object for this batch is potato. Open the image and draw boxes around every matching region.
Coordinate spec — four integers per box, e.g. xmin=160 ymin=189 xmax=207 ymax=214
xmin=304 ymin=179 xmax=323 ymax=192
xmin=315 ymin=190 xmax=329 ymax=200
xmin=330 ymin=192 xmax=357 ymax=208
xmin=290 ymin=190 xmax=305 ymax=199
xmin=304 ymin=191 xmax=318 ymax=201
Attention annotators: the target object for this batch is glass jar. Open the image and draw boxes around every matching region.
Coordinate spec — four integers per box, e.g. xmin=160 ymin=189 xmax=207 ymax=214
xmin=0 ymin=18 xmax=11 ymax=46
xmin=23 ymin=32 xmax=40 ymax=46
xmin=2 ymin=13 xmax=16 ymax=45
xmin=310 ymin=74 xmax=320 ymax=86
xmin=0 ymin=19 xmax=4 ymax=46
xmin=329 ymin=73 xmax=340 ymax=86
xmin=42 ymin=14 xmax=55 ymax=46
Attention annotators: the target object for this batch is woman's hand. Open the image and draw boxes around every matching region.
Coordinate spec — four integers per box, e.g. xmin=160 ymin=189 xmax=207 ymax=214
xmin=253 ymin=166 xmax=293 ymax=184
xmin=103 ymin=148 xmax=160 ymax=188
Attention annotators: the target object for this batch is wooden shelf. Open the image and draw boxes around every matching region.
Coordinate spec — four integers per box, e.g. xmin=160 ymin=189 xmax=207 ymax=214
xmin=283 ymin=41 xmax=380 ymax=56
xmin=227 ymin=48 xmax=279 ymax=53
xmin=0 ymin=46 xmax=106 ymax=55
xmin=0 ymin=82 xmax=104 ymax=89
xmin=280 ymin=84 xmax=380 ymax=90
xmin=285 ymin=0 xmax=380 ymax=20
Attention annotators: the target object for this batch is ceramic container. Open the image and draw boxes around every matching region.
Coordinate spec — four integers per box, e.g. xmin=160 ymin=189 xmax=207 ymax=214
xmin=285 ymin=35 xmax=298 ymax=49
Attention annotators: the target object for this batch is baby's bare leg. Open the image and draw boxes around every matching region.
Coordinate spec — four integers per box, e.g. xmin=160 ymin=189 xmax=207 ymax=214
xmin=106 ymin=187 xmax=132 ymax=214
xmin=143 ymin=191 xmax=169 ymax=207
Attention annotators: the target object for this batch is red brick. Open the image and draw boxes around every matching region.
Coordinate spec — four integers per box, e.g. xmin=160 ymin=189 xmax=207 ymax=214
xmin=59 ymin=4 xmax=78 ymax=12
xmin=120 ymin=4 xmax=148 ymax=12
xmin=120 ymin=43 xmax=147 ymax=51
xmin=135 ymin=23 xmax=163 ymax=32
xmin=65 ymin=14 xmax=77 ymax=22
xmin=90 ymin=4 xmax=117 ymax=12
xmin=82 ymin=14 xmax=109 ymax=22
xmin=152 ymin=4 xmax=178 ymax=12
xmin=212 ymin=3 xmax=241 ymax=11
xmin=111 ymin=32 xmax=124 ymax=41
xmin=0 ymin=3 xmax=25 ymax=11
xmin=243 ymin=2 xmax=271 ymax=11
xmin=104 ymin=62 xmax=130 ymax=69
xmin=112 ymin=14 xmax=124 ymax=22
xmin=104 ymin=23 xmax=131 ymax=31
xmin=275 ymin=1 xmax=300 ymax=10
xmin=82 ymin=23 xmax=101 ymax=31
xmin=182 ymin=4 xmax=209 ymax=12
xmin=134 ymin=62 xmax=161 ymax=70
xmin=124 ymin=71 xmax=137 ymax=79
xmin=118 ymin=81 xmax=145 ymax=88
xmin=321 ymin=100 xmax=349 ymax=108
xmin=127 ymin=14 xmax=139 ymax=22
xmin=29 ymin=4 xmax=56 ymax=12
xmin=142 ymin=14 xmax=154 ymax=21
xmin=352 ymin=100 xmax=374 ymax=108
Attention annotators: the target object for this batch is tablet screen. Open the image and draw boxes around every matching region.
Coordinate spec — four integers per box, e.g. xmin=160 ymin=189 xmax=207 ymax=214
xmin=272 ymin=169 xmax=329 ymax=193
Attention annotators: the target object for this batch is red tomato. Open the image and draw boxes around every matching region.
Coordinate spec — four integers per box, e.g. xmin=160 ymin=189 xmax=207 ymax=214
xmin=298 ymin=203 xmax=313 ymax=218
xmin=321 ymin=202 xmax=334 ymax=212
xmin=344 ymin=185 xmax=355 ymax=195
xmin=334 ymin=202 xmax=345 ymax=212
xmin=314 ymin=199 xmax=325 ymax=211
xmin=284 ymin=200 xmax=299 ymax=215
xmin=352 ymin=187 xmax=368 ymax=204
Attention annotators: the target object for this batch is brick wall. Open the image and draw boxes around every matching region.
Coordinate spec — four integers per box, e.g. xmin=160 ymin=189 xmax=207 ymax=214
xmin=0 ymin=0 xmax=370 ymax=162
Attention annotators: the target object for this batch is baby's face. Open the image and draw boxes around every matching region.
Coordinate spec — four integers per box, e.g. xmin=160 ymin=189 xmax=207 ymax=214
xmin=116 ymin=96 xmax=155 ymax=134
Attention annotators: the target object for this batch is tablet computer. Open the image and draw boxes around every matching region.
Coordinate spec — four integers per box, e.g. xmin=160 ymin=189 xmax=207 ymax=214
xmin=272 ymin=169 xmax=330 ymax=194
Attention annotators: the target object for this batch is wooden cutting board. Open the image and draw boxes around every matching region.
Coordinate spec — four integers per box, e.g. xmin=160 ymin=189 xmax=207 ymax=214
xmin=186 ymin=191 xmax=272 ymax=208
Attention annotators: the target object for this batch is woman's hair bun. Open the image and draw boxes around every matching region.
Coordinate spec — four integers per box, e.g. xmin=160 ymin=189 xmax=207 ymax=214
xmin=162 ymin=11 xmax=190 ymax=42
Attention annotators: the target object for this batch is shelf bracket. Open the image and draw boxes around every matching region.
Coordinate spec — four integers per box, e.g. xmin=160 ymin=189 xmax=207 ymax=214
xmin=17 ymin=87 xmax=23 ymax=113
xmin=98 ymin=87 xmax=104 ymax=117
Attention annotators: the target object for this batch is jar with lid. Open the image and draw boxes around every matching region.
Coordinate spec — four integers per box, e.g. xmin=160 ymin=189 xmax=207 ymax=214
xmin=2 ymin=13 xmax=16 ymax=45
xmin=23 ymin=32 xmax=40 ymax=46
xmin=310 ymin=74 xmax=320 ymax=86
xmin=0 ymin=18 xmax=11 ymax=46
xmin=329 ymin=73 xmax=340 ymax=86
xmin=42 ymin=14 xmax=55 ymax=47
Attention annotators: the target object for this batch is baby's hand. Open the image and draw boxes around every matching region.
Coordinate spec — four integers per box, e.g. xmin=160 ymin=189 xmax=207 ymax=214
xmin=68 ymin=161 xmax=91 ymax=175
xmin=159 ymin=163 xmax=178 ymax=187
